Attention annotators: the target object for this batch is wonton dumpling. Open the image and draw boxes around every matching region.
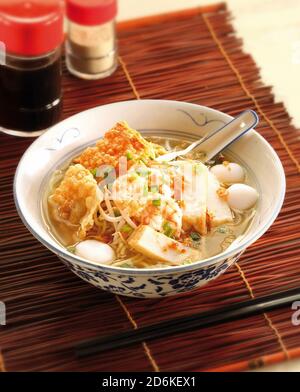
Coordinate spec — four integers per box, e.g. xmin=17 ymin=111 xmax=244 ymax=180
xmin=74 ymin=121 xmax=166 ymax=170
xmin=48 ymin=164 xmax=102 ymax=238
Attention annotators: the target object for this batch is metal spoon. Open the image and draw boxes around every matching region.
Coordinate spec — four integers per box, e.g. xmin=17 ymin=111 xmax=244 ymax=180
xmin=155 ymin=110 xmax=259 ymax=163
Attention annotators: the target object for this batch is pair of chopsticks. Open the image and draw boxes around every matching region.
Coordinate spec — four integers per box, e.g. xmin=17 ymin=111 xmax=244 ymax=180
xmin=75 ymin=287 xmax=300 ymax=358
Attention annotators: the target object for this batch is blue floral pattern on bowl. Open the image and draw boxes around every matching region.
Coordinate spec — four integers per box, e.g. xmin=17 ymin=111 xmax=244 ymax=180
xmin=60 ymin=253 xmax=241 ymax=298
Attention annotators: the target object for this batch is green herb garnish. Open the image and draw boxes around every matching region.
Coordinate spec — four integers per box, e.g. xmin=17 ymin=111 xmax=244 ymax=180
xmin=126 ymin=151 xmax=133 ymax=160
xmin=217 ymin=227 xmax=227 ymax=234
xmin=152 ymin=198 xmax=161 ymax=207
xmin=89 ymin=168 xmax=97 ymax=177
xmin=163 ymin=221 xmax=173 ymax=237
xmin=121 ymin=224 xmax=133 ymax=233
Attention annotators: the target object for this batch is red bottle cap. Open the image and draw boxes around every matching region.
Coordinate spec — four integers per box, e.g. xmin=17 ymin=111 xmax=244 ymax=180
xmin=0 ymin=0 xmax=64 ymax=57
xmin=66 ymin=0 xmax=117 ymax=26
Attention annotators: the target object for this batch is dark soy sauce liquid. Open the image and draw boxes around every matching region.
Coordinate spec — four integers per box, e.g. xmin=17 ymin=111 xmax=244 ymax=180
xmin=0 ymin=54 xmax=62 ymax=132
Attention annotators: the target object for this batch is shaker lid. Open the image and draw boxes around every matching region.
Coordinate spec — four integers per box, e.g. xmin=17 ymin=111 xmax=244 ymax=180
xmin=0 ymin=0 xmax=64 ymax=56
xmin=66 ymin=0 xmax=117 ymax=26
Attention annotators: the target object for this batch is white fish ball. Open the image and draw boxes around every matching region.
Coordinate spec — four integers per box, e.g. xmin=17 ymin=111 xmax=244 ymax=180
xmin=75 ymin=240 xmax=116 ymax=265
xmin=227 ymin=184 xmax=259 ymax=210
xmin=210 ymin=163 xmax=245 ymax=184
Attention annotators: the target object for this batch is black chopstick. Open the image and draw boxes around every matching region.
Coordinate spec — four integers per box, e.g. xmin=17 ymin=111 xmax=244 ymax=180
xmin=75 ymin=287 xmax=300 ymax=358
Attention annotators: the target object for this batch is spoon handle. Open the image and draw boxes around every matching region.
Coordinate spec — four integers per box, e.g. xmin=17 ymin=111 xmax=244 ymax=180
xmin=199 ymin=110 xmax=259 ymax=162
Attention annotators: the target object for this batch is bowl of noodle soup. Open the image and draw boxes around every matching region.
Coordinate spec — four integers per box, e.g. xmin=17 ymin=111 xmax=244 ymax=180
xmin=14 ymin=100 xmax=285 ymax=298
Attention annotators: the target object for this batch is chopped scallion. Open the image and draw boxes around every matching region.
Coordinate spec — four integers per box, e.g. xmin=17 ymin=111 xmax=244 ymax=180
xmin=163 ymin=221 xmax=173 ymax=237
xmin=152 ymin=198 xmax=161 ymax=207
xmin=121 ymin=224 xmax=133 ymax=233
xmin=89 ymin=168 xmax=97 ymax=177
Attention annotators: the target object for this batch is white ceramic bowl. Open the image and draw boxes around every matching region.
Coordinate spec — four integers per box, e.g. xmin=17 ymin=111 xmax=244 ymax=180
xmin=14 ymin=100 xmax=285 ymax=298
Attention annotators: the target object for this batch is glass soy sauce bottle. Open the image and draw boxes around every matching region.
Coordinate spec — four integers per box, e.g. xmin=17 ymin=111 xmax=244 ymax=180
xmin=0 ymin=0 xmax=64 ymax=137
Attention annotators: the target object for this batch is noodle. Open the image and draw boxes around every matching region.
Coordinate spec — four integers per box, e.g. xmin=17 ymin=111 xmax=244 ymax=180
xmin=98 ymin=205 xmax=122 ymax=223
xmin=117 ymin=207 xmax=138 ymax=229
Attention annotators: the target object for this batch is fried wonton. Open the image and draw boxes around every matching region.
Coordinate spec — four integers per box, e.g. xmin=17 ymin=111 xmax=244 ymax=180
xmin=48 ymin=164 xmax=102 ymax=239
xmin=74 ymin=121 xmax=166 ymax=171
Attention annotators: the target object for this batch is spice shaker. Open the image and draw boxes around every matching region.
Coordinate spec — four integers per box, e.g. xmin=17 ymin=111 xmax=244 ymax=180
xmin=0 ymin=0 xmax=64 ymax=137
xmin=65 ymin=0 xmax=118 ymax=80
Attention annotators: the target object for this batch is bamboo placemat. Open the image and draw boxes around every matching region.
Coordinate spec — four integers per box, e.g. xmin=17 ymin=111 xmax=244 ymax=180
xmin=1 ymin=3 xmax=300 ymax=372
